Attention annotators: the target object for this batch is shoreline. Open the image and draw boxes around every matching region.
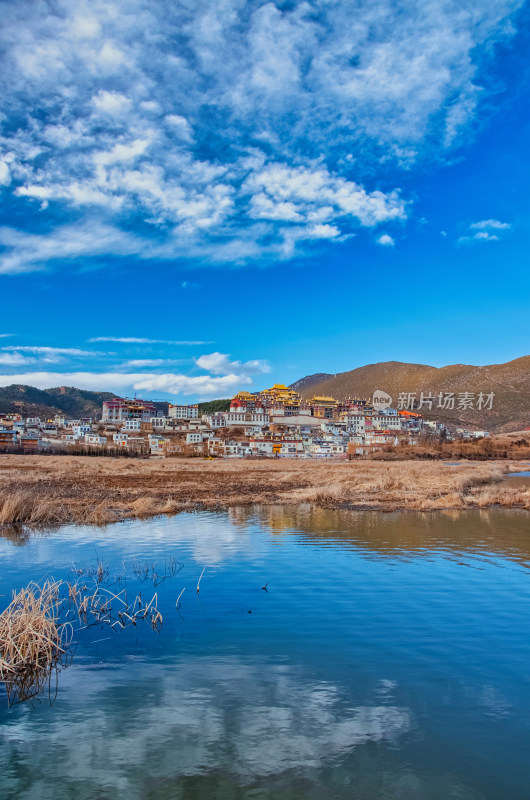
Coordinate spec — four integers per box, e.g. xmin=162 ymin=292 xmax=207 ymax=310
xmin=0 ymin=455 xmax=529 ymax=528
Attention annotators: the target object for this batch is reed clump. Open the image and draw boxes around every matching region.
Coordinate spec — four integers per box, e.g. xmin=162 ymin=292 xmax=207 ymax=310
xmin=130 ymin=495 xmax=164 ymax=518
xmin=465 ymin=485 xmax=530 ymax=510
xmin=70 ymin=583 xmax=163 ymax=632
xmin=0 ymin=561 xmax=171 ymax=704
xmin=0 ymin=490 xmax=71 ymax=526
xmin=0 ymin=491 xmax=34 ymax=524
xmin=0 ymin=580 xmax=71 ymax=705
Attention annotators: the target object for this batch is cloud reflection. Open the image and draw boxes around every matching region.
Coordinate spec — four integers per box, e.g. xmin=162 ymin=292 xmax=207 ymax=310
xmin=0 ymin=658 xmax=409 ymax=795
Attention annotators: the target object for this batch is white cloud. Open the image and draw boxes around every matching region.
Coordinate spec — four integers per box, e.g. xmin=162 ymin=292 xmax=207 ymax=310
xmin=474 ymin=231 xmax=499 ymax=241
xmin=133 ymin=372 xmax=251 ymax=395
xmin=15 ymin=180 xmax=125 ymax=211
xmin=0 ymin=160 xmax=10 ymax=185
xmin=0 ymin=656 xmax=409 ymax=795
xmin=457 ymin=218 xmax=512 ymax=245
xmin=0 ymin=371 xmax=251 ymax=397
xmin=0 ymin=352 xmax=36 ymax=366
xmin=120 ymin=359 xmax=187 ymax=368
xmin=306 ymin=224 xmax=341 ymax=239
xmin=377 ymin=234 xmax=395 ymax=246
xmin=93 ymin=138 xmax=152 ymax=168
xmin=15 ymin=185 xmax=53 ymax=200
xmin=0 ymin=0 xmax=524 ymax=271
xmin=0 ymin=222 xmax=153 ymax=274
xmin=164 ymin=114 xmax=193 ymax=142
xmin=0 ymin=333 xmax=14 ymax=338
xmin=0 ymin=0 xmax=522 ymax=273
xmin=140 ymin=100 xmax=161 ymax=114
xmin=249 ymin=193 xmax=303 ymax=222
xmin=245 ymin=163 xmax=406 ymax=228
xmin=3 ymin=345 xmax=101 ymax=357
xmin=469 ymin=219 xmax=511 ymax=230
xmin=98 ymin=41 xmax=129 ymax=71
xmin=88 ymin=337 xmax=212 ymax=345
xmin=92 ymin=90 xmax=131 ymax=115
xmin=457 ymin=231 xmax=499 ymax=245
xmin=0 ymin=351 xmax=271 ymax=398
xmin=1 ymin=344 xmax=105 ymax=365
xmin=195 ymin=352 xmax=271 ymax=376
xmin=69 ymin=15 xmax=101 ymax=40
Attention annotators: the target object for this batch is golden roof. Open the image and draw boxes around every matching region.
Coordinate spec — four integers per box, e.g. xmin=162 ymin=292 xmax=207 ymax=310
xmin=310 ymin=395 xmax=338 ymax=403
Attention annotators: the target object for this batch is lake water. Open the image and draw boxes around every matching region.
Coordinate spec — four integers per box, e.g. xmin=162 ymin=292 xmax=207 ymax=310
xmin=1 ymin=506 xmax=530 ymax=800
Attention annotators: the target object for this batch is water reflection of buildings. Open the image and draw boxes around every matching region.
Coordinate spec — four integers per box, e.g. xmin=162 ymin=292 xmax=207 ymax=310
xmin=229 ymin=505 xmax=530 ymax=565
xmin=2 ymin=505 xmax=529 ymax=566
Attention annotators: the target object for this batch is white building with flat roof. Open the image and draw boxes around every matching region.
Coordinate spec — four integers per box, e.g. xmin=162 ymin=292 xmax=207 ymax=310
xmin=168 ymin=404 xmax=199 ymax=419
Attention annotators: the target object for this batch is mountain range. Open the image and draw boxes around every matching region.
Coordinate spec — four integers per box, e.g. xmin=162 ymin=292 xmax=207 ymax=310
xmin=0 ymin=356 xmax=528 ymax=432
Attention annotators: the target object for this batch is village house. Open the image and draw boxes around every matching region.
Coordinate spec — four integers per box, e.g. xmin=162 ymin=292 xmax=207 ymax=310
xmin=364 ymin=430 xmax=398 ymax=446
xmin=0 ymin=428 xmax=18 ymax=447
xmin=372 ymin=414 xmax=401 ymax=431
xmin=20 ymin=433 xmax=41 ymax=450
xmin=121 ymin=419 xmax=142 ymax=431
xmin=150 ymin=416 xmax=169 ymax=428
xmin=168 ymin=403 xmax=199 ymax=420
xmin=308 ymin=442 xmax=346 ymax=457
xmin=72 ymin=424 xmax=92 ymax=439
xmin=343 ymin=414 xmax=366 ymax=435
xmin=84 ymin=434 xmax=107 ymax=447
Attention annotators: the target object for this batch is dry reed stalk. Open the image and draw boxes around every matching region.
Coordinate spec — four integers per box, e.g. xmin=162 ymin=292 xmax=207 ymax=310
xmin=196 ymin=567 xmax=206 ymax=593
xmin=176 ymin=588 xmax=185 ymax=609
xmin=0 ymin=580 xmax=71 ymax=705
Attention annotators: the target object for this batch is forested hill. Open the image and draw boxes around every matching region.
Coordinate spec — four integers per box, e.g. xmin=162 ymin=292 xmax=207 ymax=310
xmin=0 ymin=385 xmax=170 ymax=419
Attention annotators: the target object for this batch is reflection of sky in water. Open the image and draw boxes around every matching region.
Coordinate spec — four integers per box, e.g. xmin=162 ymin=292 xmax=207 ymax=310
xmin=1 ymin=659 xmax=409 ymax=798
xmin=1 ymin=508 xmax=530 ymax=799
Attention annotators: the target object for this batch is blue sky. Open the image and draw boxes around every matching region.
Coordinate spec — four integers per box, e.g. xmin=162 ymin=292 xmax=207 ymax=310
xmin=0 ymin=0 xmax=529 ymax=401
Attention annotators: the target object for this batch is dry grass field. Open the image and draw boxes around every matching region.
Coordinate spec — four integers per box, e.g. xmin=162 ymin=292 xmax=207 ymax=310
xmin=0 ymin=454 xmax=528 ymax=527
